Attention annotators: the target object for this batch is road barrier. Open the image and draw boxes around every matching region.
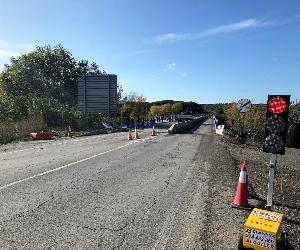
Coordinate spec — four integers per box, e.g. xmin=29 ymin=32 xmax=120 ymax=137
xmin=232 ymin=160 xmax=250 ymax=209
xmin=134 ymin=128 xmax=140 ymax=139
xmin=167 ymin=118 xmax=204 ymax=134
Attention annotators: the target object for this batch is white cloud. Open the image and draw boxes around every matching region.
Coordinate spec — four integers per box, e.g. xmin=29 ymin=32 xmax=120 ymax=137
xmin=153 ymin=18 xmax=289 ymax=43
xmin=0 ymin=40 xmax=35 ymax=61
xmin=180 ymin=72 xmax=188 ymax=78
xmin=0 ymin=49 xmax=18 ymax=58
xmin=166 ymin=62 xmax=176 ymax=71
xmin=0 ymin=40 xmax=34 ymax=50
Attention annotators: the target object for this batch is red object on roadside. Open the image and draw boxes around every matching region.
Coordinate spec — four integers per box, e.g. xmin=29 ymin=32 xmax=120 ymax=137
xmin=233 ymin=160 xmax=249 ymax=209
xmin=128 ymin=130 xmax=133 ymax=141
xmin=30 ymin=132 xmax=53 ymax=140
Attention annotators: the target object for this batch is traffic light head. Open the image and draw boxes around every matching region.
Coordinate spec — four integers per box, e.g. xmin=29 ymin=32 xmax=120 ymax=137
xmin=263 ymin=95 xmax=290 ymax=155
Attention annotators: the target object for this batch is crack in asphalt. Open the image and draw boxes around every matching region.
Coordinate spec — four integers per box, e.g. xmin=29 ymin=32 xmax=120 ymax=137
xmin=1 ymin=191 xmax=55 ymax=223
xmin=77 ymin=214 xmax=137 ymax=249
xmin=36 ymin=191 xmax=55 ymax=209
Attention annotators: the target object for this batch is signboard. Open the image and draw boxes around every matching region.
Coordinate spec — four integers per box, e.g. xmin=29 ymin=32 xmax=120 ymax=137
xmin=237 ymin=99 xmax=251 ymax=113
xmin=243 ymin=208 xmax=284 ymax=250
xmin=253 ymin=210 xmax=280 ymax=222
xmin=245 ymin=228 xmax=275 ymax=249
xmin=77 ymin=74 xmax=117 ymax=114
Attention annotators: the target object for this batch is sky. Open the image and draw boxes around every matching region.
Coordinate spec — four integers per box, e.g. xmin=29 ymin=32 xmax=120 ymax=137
xmin=0 ymin=0 xmax=299 ymax=104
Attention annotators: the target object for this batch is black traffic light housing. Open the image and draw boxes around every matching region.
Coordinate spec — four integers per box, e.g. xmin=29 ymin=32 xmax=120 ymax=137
xmin=263 ymin=95 xmax=290 ymax=155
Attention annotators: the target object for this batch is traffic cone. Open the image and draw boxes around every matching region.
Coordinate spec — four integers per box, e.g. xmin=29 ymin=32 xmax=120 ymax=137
xmin=232 ymin=161 xmax=250 ymax=209
xmin=68 ymin=126 xmax=72 ymax=138
xmin=128 ymin=130 xmax=133 ymax=141
xmin=134 ymin=128 xmax=140 ymax=139
xmin=151 ymin=126 xmax=156 ymax=136
xmin=243 ymin=160 xmax=249 ymax=197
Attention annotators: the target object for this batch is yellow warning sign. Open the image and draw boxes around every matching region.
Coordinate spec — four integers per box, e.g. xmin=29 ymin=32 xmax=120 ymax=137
xmin=243 ymin=208 xmax=284 ymax=250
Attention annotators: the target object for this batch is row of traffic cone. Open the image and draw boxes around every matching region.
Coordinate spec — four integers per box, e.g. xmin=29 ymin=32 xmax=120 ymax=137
xmin=127 ymin=126 xmax=156 ymax=141
xmin=232 ymin=159 xmax=250 ymax=209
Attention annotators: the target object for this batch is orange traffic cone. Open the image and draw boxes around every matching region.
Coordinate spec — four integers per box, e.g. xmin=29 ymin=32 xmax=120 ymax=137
xmin=68 ymin=126 xmax=72 ymax=138
xmin=232 ymin=161 xmax=250 ymax=209
xmin=243 ymin=159 xmax=249 ymax=197
xmin=128 ymin=130 xmax=133 ymax=141
xmin=151 ymin=126 xmax=156 ymax=136
xmin=134 ymin=128 xmax=140 ymax=139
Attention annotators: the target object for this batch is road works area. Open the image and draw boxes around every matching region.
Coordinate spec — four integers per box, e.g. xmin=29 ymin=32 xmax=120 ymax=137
xmin=0 ymin=119 xmax=298 ymax=249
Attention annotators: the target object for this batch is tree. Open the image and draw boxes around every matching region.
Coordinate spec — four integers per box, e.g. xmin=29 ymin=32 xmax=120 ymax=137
xmin=150 ymin=105 xmax=160 ymax=116
xmin=120 ymin=92 xmax=148 ymax=119
xmin=117 ymin=84 xmax=124 ymax=103
xmin=159 ymin=103 xmax=172 ymax=116
xmin=0 ymin=44 xmax=105 ymax=122
xmin=172 ymin=102 xmax=183 ymax=114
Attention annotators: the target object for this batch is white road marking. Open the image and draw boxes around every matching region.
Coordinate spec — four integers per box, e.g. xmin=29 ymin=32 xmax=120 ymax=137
xmin=0 ymin=136 xmax=152 ymax=191
xmin=0 ymin=133 xmax=137 ymax=156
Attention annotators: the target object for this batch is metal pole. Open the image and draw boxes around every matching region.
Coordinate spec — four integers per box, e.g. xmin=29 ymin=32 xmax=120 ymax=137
xmin=266 ymin=154 xmax=277 ymax=210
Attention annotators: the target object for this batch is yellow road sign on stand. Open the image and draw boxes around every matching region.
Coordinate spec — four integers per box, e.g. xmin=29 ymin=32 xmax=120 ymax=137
xmin=243 ymin=208 xmax=284 ymax=250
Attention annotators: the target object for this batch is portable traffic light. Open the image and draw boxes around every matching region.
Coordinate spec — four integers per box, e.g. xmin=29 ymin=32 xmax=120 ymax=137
xmin=263 ymin=95 xmax=290 ymax=155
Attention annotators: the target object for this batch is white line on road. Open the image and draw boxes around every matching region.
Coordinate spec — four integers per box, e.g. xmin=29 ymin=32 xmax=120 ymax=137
xmin=0 ymin=137 xmax=151 ymax=191
xmin=0 ymin=132 xmax=132 ymax=156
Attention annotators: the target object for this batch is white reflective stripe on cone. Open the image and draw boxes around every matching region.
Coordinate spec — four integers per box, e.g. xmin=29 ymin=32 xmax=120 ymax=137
xmin=239 ymin=171 xmax=247 ymax=183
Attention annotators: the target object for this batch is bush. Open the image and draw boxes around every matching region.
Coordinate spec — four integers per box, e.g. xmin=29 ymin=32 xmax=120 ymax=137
xmin=0 ymin=113 xmax=47 ymax=143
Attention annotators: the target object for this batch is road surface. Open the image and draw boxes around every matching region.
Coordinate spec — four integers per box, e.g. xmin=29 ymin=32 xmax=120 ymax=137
xmin=0 ymin=119 xmax=215 ymax=249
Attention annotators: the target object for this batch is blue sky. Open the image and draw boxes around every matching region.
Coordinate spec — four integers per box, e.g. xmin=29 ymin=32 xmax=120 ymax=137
xmin=0 ymin=0 xmax=299 ymax=103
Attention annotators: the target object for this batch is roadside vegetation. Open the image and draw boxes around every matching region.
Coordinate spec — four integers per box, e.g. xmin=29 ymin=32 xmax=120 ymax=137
xmin=0 ymin=44 xmax=205 ymax=144
xmin=204 ymin=102 xmax=300 ymax=149
xmin=0 ymin=44 xmax=123 ymax=143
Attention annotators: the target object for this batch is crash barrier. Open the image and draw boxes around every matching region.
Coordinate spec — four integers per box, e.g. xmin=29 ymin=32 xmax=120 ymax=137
xmin=168 ymin=118 xmax=204 ymax=134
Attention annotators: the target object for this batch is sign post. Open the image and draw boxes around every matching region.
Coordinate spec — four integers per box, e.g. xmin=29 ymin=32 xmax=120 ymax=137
xmin=263 ymin=95 xmax=290 ymax=210
xmin=237 ymin=99 xmax=251 ymax=140
xmin=266 ymin=154 xmax=277 ymax=210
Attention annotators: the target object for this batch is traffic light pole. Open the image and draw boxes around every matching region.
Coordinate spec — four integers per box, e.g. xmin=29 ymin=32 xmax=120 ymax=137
xmin=266 ymin=154 xmax=277 ymax=210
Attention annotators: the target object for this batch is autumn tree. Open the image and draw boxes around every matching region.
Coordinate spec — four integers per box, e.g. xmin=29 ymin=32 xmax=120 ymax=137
xmin=150 ymin=105 xmax=160 ymax=117
xmin=172 ymin=102 xmax=183 ymax=114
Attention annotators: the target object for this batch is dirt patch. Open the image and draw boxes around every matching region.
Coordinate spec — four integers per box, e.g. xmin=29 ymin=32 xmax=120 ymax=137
xmin=203 ymin=136 xmax=300 ymax=249
xmin=227 ymin=141 xmax=300 ymax=249
xmin=202 ymin=137 xmax=249 ymax=249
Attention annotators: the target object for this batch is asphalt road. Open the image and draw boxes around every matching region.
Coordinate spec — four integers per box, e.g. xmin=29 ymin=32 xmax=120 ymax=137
xmin=0 ymin=119 xmax=215 ymax=249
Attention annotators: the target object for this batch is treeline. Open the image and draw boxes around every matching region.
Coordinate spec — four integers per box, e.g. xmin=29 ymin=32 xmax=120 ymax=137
xmin=206 ymin=102 xmax=300 ymax=148
xmin=0 ymin=44 xmax=205 ymax=143
xmin=0 ymin=44 xmax=119 ymax=131
xmin=0 ymin=44 xmax=121 ymax=142
xmin=119 ymin=92 xmax=204 ymax=121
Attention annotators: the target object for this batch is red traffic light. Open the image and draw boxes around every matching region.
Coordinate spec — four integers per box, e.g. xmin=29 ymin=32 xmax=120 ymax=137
xmin=268 ymin=97 xmax=288 ymax=114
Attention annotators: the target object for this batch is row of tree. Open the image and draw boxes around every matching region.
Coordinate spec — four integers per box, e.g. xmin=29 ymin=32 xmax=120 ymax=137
xmin=0 ymin=44 xmax=206 ymax=134
xmin=119 ymin=94 xmax=205 ymax=121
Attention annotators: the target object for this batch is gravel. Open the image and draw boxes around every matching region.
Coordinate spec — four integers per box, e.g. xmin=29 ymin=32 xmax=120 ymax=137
xmin=202 ymin=136 xmax=299 ymax=249
xmin=227 ymin=141 xmax=300 ymax=249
